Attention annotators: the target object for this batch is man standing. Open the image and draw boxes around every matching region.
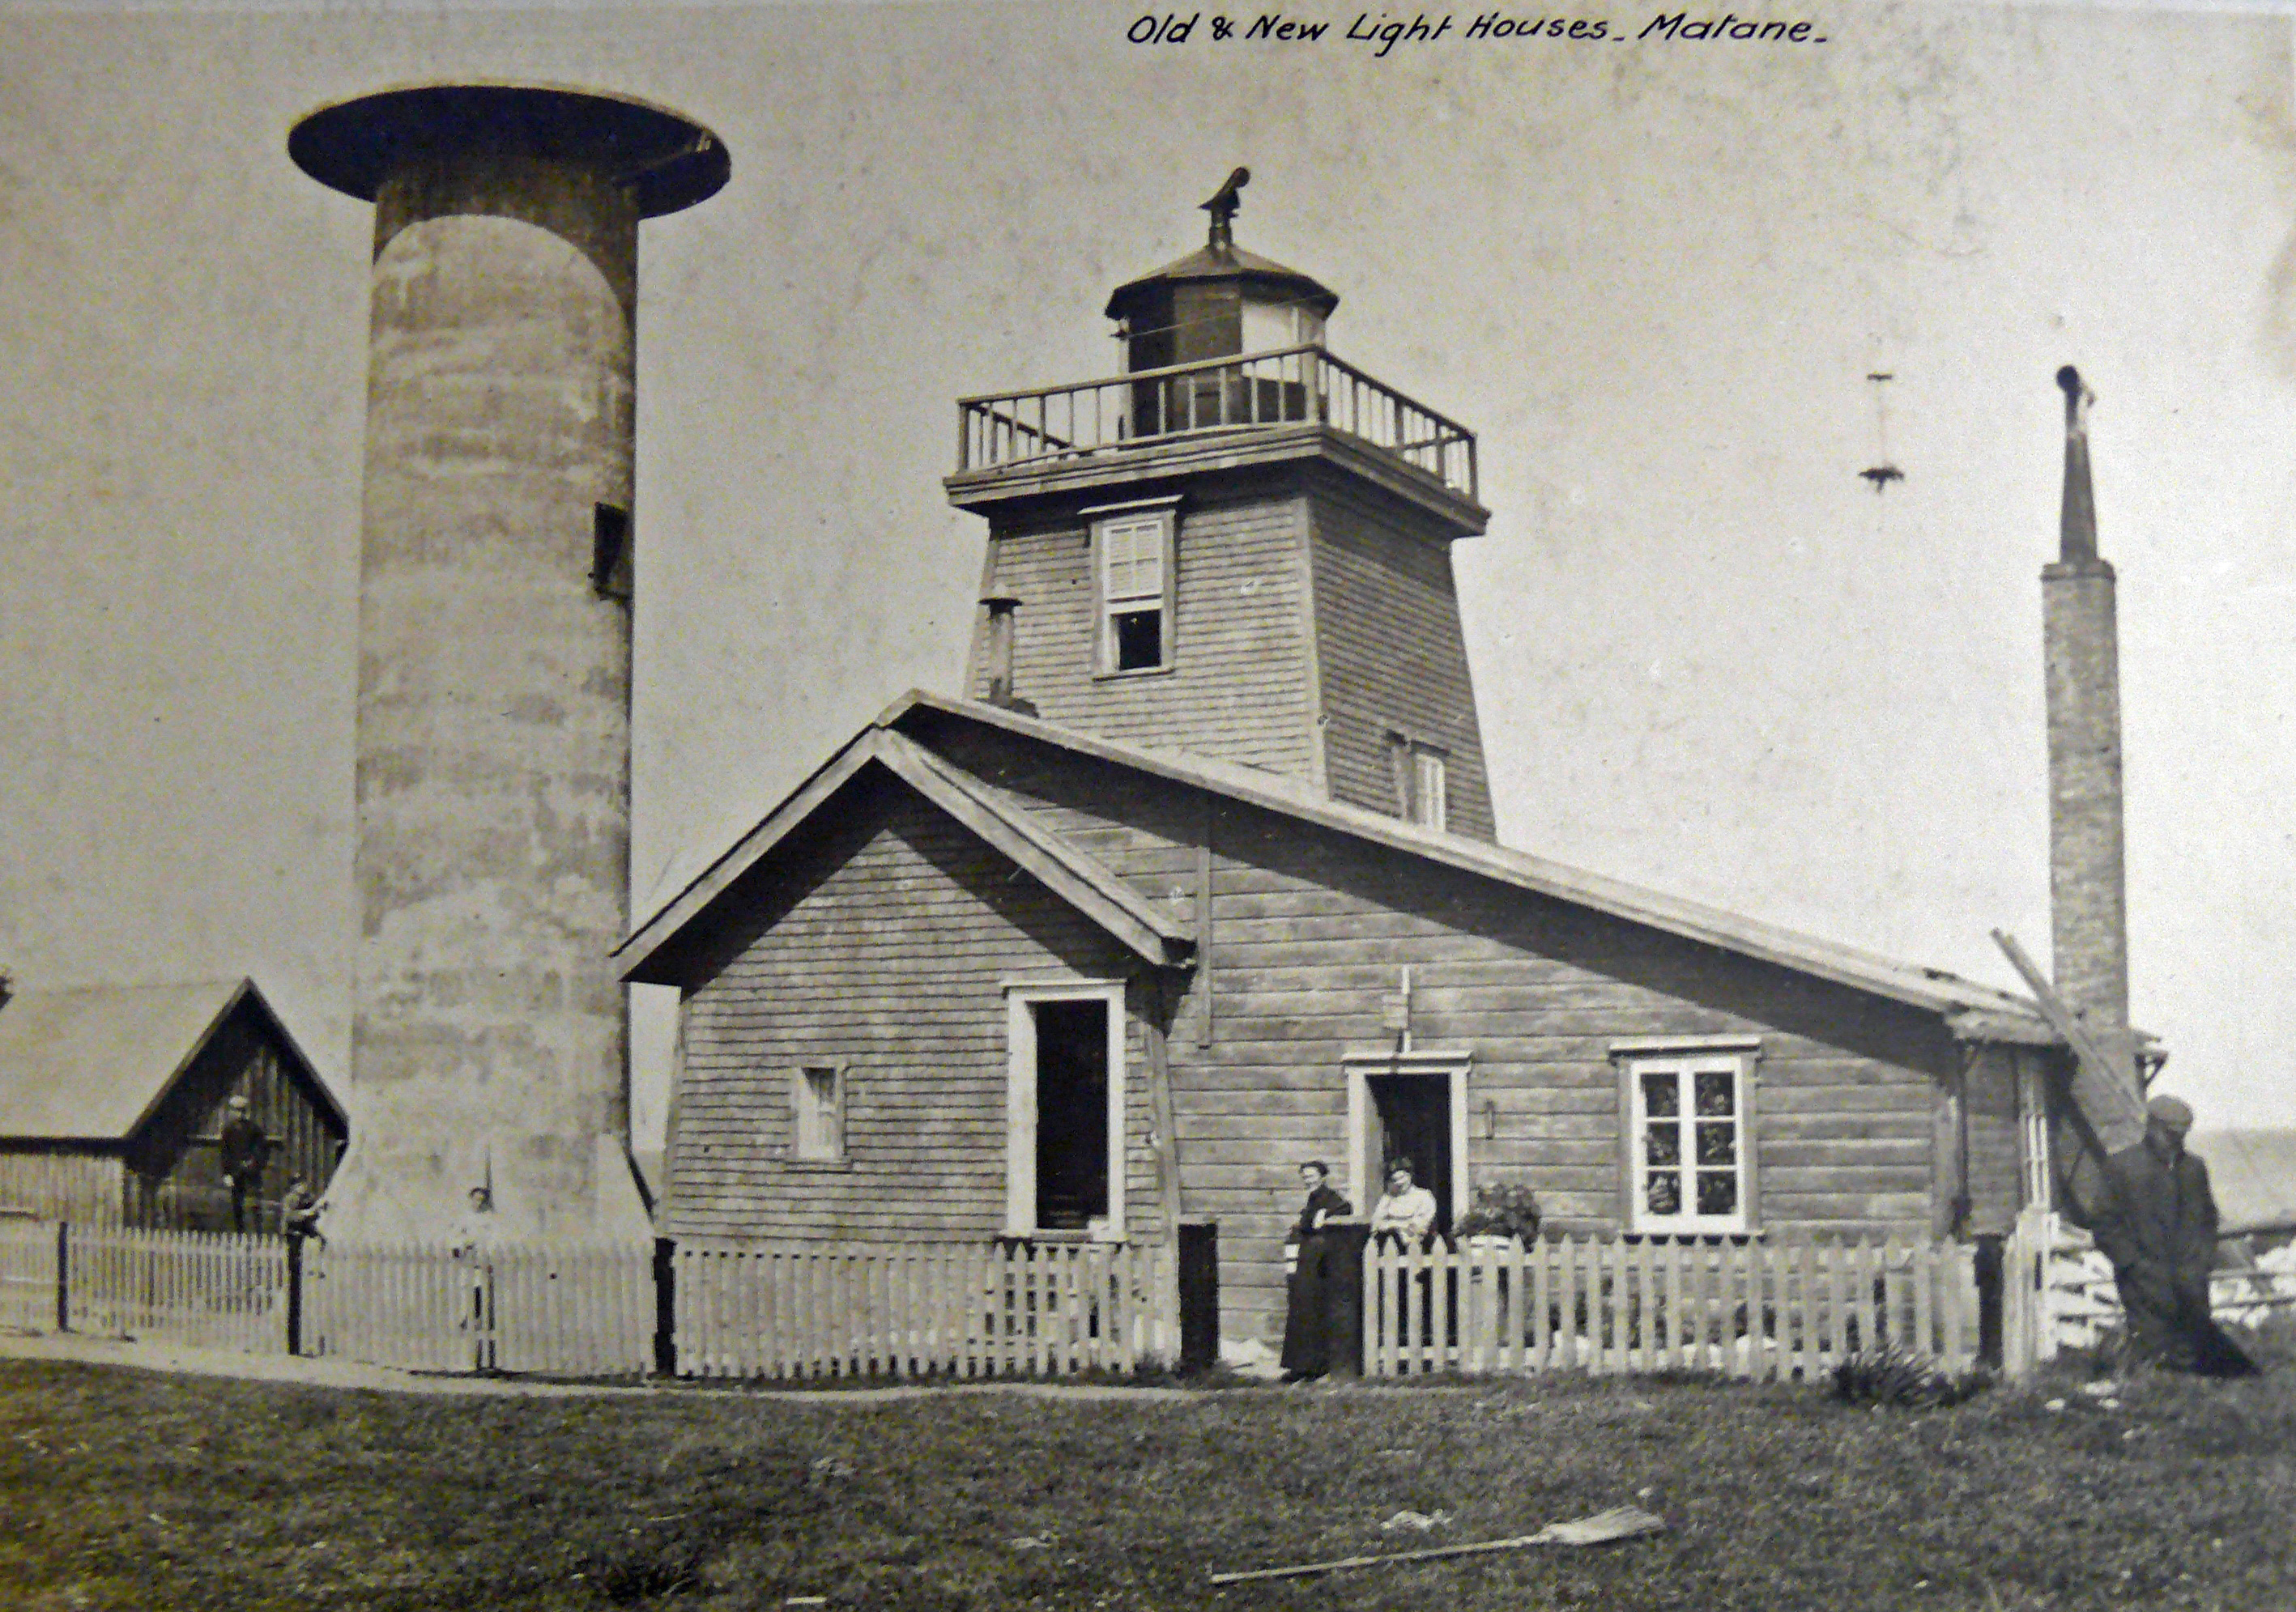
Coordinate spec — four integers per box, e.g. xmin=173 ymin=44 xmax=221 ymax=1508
xmin=453 ymin=1185 xmax=499 ymax=1372
xmin=217 ymin=1095 xmax=269 ymax=1233
xmin=2093 ymin=1094 xmax=2247 ymax=1373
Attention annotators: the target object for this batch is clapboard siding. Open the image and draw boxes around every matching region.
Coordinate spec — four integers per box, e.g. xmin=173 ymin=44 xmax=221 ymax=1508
xmin=973 ymin=491 xmax=1316 ymax=776
xmin=1960 ymin=1043 xmax=2027 ymax=1236
xmin=657 ymin=715 xmax=2020 ymax=1349
xmin=667 ymin=771 xmax=1163 ymax=1246
xmin=1309 ymin=478 xmax=1495 ymax=839
xmin=895 ymin=725 xmax=1959 ymax=1342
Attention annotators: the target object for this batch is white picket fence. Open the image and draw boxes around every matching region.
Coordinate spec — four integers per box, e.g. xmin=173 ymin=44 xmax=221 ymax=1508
xmin=1365 ymin=1227 xmax=1987 ymax=1380
xmin=60 ymin=1223 xmax=290 ymax=1354
xmin=0 ymin=1218 xmax=59 ymax=1333
xmin=674 ymin=1239 xmax=1175 ymax=1380
xmin=306 ymin=1241 xmax=654 ymax=1377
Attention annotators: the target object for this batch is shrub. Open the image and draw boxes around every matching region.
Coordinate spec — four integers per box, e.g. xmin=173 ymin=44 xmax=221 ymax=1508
xmin=1832 ymin=1344 xmax=1991 ymax=1409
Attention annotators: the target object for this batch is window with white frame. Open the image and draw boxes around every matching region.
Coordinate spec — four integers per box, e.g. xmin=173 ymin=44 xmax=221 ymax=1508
xmin=1389 ymin=735 xmax=1449 ymax=832
xmin=1093 ymin=508 xmax=1175 ymax=674
xmin=1616 ymin=1040 xmax=1758 ymax=1234
xmin=790 ymin=1064 xmax=846 ymax=1163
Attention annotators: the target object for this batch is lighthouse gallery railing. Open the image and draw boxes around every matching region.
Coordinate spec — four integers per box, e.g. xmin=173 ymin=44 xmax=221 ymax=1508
xmin=956 ymin=343 xmax=1479 ymax=502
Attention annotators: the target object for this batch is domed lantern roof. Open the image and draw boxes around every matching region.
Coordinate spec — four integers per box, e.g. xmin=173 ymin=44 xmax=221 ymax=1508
xmin=1105 ymin=171 xmax=1339 ymax=373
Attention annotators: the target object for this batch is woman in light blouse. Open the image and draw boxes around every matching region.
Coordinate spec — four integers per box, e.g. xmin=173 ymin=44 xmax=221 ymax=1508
xmin=1370 ymin=1158 xmax=1438 ymax=1248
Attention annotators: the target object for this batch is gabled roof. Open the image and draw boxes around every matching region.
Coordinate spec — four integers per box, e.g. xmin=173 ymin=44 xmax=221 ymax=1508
xmin=0 ymin=978 xmax=344 ymax=1142
xmin=624 ymin=687 xmax=2061 ymax=1040
xmin=616 ymin=725 xmax=1195 ymax=983
xmin=886 ymin=691 xmax=2057 ymax=1029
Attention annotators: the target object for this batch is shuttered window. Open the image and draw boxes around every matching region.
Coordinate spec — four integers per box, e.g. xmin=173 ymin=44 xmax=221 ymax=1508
xmin=791 ymin=1065 xmax=845 ymax=1163
xmin=1094 ymin=511 xmax=1175 ymax=674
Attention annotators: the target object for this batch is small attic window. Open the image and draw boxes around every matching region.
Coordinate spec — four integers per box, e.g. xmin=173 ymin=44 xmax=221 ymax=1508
xmin=592 ymin=504 xmax=632 ymax=601
xmin=1093 ymin=507 xmax=1176 ymax=676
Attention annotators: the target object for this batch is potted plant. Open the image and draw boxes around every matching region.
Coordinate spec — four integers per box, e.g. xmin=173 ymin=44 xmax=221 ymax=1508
xmin=1455 ymin=1182 xmax=1542 ymax=1249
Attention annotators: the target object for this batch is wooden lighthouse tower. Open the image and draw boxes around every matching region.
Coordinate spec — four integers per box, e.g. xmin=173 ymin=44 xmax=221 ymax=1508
xmin=948 ymin=172 xmax=1500 ymax=840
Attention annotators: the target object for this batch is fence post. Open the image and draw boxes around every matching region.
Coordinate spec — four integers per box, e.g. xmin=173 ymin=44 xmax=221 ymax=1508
xmin=1323 ymin=1222 xmax=1369 ymax=1380
xmin=1974 ymin=1234 xmax=2005 ymax=1369
xmin=55 ymin=1221 xmax=70 ymax=1333
xmin=652 ymin=1237 xmax=678 ymax=1378
xmin=286 ymin=1235 xmax=304 ymax=1356
xmin=1178 ymin=1219 xmax=1218 ymax=1372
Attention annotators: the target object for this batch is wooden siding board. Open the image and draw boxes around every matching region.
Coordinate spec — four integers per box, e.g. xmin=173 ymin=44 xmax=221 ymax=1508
xmin=1308 ymin=477 xmax=1495 ymax=840
xmin=980 ymin=494 xmax=1316 ymax=778
xmin=667 ymin=723 xmax=1965 ymax=1348
xmin=667 ymin=772 xmax=1165 ymax=1248
xmin=895 ymin=746 xmax=1952 ymax=1342
xmin=0 ymin=1151 xmax=124 ymax=1223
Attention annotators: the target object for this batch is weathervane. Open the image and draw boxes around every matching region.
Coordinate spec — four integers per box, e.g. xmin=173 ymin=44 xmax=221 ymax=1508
xmin=1202 ymin=166 xmax=1250 ymax=253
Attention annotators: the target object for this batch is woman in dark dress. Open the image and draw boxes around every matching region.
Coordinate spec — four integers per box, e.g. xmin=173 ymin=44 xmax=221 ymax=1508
xmin=1280 ymin=1160 xmax=1353 ymax=1381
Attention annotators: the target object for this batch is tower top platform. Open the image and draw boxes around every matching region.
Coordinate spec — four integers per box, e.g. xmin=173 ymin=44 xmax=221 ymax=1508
xmin=290 ymin=81 xmax=730 ymax=218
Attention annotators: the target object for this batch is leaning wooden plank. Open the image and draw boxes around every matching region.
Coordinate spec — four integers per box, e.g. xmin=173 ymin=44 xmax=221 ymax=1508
xmin=1208 ymin=1506 xmax=1668 ymax=1584
xmin=1991 ymin=929 xmax=2145 ymax=1153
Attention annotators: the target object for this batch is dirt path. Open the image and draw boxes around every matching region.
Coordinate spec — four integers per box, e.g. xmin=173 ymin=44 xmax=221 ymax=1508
xmin=0 ymin=1329 xmax=1203 ymax=1405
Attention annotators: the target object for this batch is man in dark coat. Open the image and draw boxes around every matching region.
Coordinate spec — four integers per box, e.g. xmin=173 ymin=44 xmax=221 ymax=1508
xmin=1280 ymin=1161 xmax=1353 ymax=1382
xmin=2092 ymin=1094 xmax=2248 ymax=1374
xmin=216 ymin=1094 xmax=269 ymax=1233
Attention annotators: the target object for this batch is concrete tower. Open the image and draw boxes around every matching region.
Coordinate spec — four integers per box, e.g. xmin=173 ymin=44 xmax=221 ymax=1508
xmin=2042 ymin=366 xmax=2141 ymax=1116
xmin=291 ymin=84 xmax=729 ymax=1242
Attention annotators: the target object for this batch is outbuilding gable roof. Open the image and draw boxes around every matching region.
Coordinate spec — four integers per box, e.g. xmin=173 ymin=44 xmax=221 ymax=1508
xmin=0 ymin=978 xmax=343 ymax=1142
xmin=622 ymin=688 xmax=2060 ymax=1039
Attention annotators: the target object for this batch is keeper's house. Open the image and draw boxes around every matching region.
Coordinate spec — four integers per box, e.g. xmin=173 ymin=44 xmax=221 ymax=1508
xmin=0 ymin=978 xmax=346 ymax=1231
xmin=619 ymin=194 xmax=2069 ymax=1350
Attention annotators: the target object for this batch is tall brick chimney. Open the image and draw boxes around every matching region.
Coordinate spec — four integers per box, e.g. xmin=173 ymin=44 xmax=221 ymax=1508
xmin=2043 ymin=366 xmax=2139 ymax=1103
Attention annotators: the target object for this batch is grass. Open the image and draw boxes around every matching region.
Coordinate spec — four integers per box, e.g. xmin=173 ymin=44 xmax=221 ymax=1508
xmin=2 ymin=1328 xmax=2294 ymax=1611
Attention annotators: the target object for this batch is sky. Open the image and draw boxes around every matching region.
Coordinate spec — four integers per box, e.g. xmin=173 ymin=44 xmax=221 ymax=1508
xmin=1 ymin=0 xmax=2292 ymax=1151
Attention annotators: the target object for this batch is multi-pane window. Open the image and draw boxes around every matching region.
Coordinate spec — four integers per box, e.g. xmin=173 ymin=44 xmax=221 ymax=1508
xmin=1096 ymin=513 xmax=1173 ymax=673
xmin=791 ymin=1065 xmax=844 ymax=1162
xmin=1625 ymin=1051 xmax=1751 ymax=1233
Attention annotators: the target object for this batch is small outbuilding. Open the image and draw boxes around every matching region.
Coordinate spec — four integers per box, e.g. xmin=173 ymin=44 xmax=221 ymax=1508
xmin=0 ymin=978 xmax=347 ymax=1231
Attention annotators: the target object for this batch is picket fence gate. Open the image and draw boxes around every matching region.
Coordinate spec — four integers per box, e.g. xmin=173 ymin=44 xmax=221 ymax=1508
xmin=1365 ymin=1227 xmax=1989 ymax=1380
xmin=305 ymin=1241 xmax=654 ymax=1377
xmin=674 ymin=1239 xmax=1174 ymax=1380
